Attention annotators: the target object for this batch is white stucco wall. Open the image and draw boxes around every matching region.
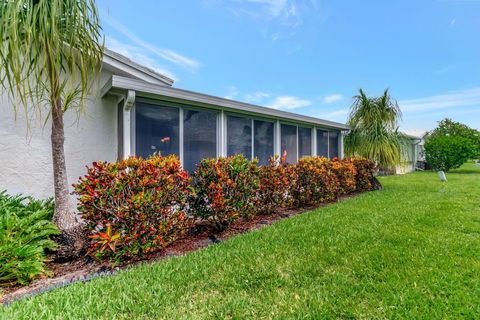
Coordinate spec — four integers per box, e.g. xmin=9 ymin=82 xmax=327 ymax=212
xmin=0 ymin=70 xmax=118 ymax=199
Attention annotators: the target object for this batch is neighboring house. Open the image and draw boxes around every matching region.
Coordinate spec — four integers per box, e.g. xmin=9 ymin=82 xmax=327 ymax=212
xmin=0 ymin=49 xmax=349 ymax=200
xmin=396 ymin=133 xmax=423 ymax=174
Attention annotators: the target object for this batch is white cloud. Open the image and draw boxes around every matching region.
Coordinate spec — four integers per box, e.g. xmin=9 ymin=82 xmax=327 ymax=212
xmin=243 ymin=0 xmax=291 ymax=18
xmin=317 ymin=108 xmax=349 ymax=121
xmin=322 ymin=94 xmax=344 ymax=104
xmin=105 ymin=37 xmax=177 ymax=81
xmin=155 ymin=48 xmax=199 ymax=71
xmin=222 ymin=0 xmax=310 ymax=40
xmin=267 ymin=95 xmax=311 ymax=110
xmin=435 ymin=65 xmax=454 ymax=74
xmin=399 ymin=87 xmax=480 ymax=113
xmin=244 ymin=91 xmax=271 ymax=103
xmin=224 ymin=87 xmax=310 ymax=111
xmin=104 ymin=16 xmax=200 ymax=72
xmin=224 ymin=85 xmax=240 ymax=100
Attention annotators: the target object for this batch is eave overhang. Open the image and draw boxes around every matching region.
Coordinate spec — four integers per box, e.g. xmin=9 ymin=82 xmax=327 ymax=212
xmin=102 ymin=75 xmax=351 ymax=131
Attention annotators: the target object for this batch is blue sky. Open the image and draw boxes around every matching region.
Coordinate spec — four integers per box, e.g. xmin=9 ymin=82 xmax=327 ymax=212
xmin=98 ymin=0 xmax=480 ymax=135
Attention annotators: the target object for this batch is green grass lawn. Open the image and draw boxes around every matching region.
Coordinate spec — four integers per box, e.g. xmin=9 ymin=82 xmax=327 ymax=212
xmin=2 ymin=164 xmax=479 ymax=319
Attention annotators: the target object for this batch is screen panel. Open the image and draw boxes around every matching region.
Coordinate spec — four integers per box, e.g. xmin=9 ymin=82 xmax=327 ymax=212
xmin=227 ymin=115 xmax=252 ymax=159
xmin=254 ymin=120 xmax=274 ymax=166
xmin=298 ymin=127 xmax=312 ymax=159
xmin=329 ymin=131 xmax=339 ymax=158
xmin=135 ymin=102 xmax=180 ymax=158
xmin=316 ymin=129 xmax=329 ymax=158
xmin=280 ymin=124 xmax=298 ymax=163
xmin=183 ymin=109 xmax=218 ymax=171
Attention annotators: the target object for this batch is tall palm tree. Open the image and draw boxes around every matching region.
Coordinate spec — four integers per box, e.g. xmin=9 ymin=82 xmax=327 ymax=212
xmin=0 ymin=0 xmax=104 ymax=257
xmin=345 ymin=89 xmax=403 ymax=171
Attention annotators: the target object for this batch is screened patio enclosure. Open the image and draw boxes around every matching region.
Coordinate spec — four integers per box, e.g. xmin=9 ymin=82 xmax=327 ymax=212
xmin=106 ymin=75 xmax=349 ymax=171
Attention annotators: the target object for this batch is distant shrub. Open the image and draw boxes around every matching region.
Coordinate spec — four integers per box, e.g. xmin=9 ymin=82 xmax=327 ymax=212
xmin=74 ymin=155 xmax=191 ymax=261
xmin=425 ymin=135 xmax=475 ymax=172
xmin=0 ymin=191 xmax=58 ymax=286
xmin=257 ymin=155 xmax=297 ymax=215
xmin=352 ymin=158 xmax=377 ymax=191
xmin=293 ymin=157 xmax=340 ymax=207
xmin=190 ymin=155 xmax=260 ymax=230
xmin=331 ymin=158 xmax=357 ymax=195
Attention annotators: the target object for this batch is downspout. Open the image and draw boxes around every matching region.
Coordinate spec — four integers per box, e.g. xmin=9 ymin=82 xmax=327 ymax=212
xmin=122 ymin=90 xmax=136 ymax=159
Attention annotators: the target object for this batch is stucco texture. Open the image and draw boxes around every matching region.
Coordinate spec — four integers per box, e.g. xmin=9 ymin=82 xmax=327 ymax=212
xmin=0 ymin=71 xmax=117 ymax=199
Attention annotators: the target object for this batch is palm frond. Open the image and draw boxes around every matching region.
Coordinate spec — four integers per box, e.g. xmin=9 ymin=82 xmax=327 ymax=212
xmin=345 ymin=89 xmax=403 ymax=170
xmin=0 ymin=0 xmax=104 ymax=117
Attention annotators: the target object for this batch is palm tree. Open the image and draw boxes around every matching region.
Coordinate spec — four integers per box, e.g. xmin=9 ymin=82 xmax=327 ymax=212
xmin=345 ymin=89 xmax=403 ymax=171
xmin=0 ymin=0 xmax=104 ymax=257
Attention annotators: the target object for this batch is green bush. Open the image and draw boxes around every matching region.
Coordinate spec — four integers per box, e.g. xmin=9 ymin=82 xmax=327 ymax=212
xmin=0 ymin=191 xmax=59 ymax=286
xmin=428 ymin=118 xmax=480 ymax=158
xmin=424 ymin=136 xmax=475 ymax=172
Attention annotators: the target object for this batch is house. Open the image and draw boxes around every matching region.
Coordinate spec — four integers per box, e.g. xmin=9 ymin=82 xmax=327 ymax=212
xmin=396 ymin=133 xmax=423 ymax=174
xmin=0 ymin=49 xmax=349 ymax=200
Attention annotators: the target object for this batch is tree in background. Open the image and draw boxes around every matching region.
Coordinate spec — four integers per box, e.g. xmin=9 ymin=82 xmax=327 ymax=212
xmin=424 ymin=119 xmax=478 ymax=172
xmin=0 ymin=0 xmax=104 ymax=258
xmin=424 ymin=136 xmax=474 ymax=172
xmin=345 ymin=89 xmax=404 ymax=172
xmin=427 ymin=118 xmax=480 ymax=158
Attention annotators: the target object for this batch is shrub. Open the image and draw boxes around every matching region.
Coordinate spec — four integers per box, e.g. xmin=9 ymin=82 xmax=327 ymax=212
xmin=190 ymin=155 xmax=260 ymax=230
xmin=0 ymin=191 xmax=59 ymax=286
xmin=424 ymin=135 xmax=475 ymax=172
xmin=331 ymin=158 xmax=357 ymax=195
xmin=428 ymin=118 xmax=480 ymax=158
xmin=293 ymin=157 xmax=340 ymax=207
xmin=257 ymin=155 xmax=297 ymax=215
xmin=352 ymin=158 xmax=377 ymax=191
xmin=74 ymin=155 xmax=191 ymax=261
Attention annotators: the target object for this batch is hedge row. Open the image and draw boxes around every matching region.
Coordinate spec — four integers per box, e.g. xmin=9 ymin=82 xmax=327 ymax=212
xmin=74 ymin=154 xmax=377 ymax=261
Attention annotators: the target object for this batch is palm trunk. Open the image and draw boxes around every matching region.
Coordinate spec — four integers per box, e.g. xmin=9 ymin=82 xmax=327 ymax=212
xmin=51 ymin=97 xmax=85 ymax=259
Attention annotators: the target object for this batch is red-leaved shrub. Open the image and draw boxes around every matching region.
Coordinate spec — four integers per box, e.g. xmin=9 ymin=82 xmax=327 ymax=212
xmin=352 ymin=158 xmax=377 ymax=191
xmin=74 ymin=155 xmax=191 ymax=261
xmin=331 ymin=157 xmax=357 ymax=195
xmin=257 ymin=155 xmax=298 ymax=215
xmin=293 ymin=157 xmax=340 ymax=207
xmin=190 ymin=155 xmax=260 ymax=230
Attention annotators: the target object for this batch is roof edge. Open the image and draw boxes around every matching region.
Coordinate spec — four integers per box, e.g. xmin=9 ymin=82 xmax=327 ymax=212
xmin=103 ymin=75 xmax=350 ymax=130
xmin=102 ymin=48 xmax=174 ymax=86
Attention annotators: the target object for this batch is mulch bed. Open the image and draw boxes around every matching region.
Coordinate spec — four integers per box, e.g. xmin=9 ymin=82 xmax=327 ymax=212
xmin=0 ymin=194 xmax=359 ymax=305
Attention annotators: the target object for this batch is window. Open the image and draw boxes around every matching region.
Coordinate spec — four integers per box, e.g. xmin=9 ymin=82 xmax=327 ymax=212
xmin=281 ymin=124 xmax=297 ymax=163
xmin=183 ymin=109 xmax=217 ymax=172
xmin=227 ymin=116 xmax=252 ymax=159
xmin=298 ymin=127 xmax=312 ymax=159
xmin=329 ymin=131 xmax=339 ymax=158
xmin=254 ymin=120 xmax=274 ymax=166
xmin=317 ymin=129 xmax=329 ymax=158
xmin=135 ymin=102 xmax=179 ymax=158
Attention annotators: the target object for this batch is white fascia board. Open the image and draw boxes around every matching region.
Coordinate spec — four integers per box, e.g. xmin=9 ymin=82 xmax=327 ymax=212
xmin=102 ymin=49 xmax=174 ymax=86
xmin=103 ymin=75 xmax=351 ymax=131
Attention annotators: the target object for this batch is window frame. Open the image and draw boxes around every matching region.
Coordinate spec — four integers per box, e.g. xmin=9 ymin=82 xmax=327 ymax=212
xmin=225 ymin=112 xmax=275 ymax=163
xmin=297 ymin=125 xmax=313 ymax=159
xmin=130 ymin=97 xmax=342 ymax=168
xmin=133 ymin=98 xmax=220 ymax=169
xmin=279 ymin=122 xmax=315 ymax=163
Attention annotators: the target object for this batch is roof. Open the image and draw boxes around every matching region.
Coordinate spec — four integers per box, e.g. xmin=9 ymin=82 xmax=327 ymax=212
xmin=102 ymin=75 xmax=350 ymax=130
xmin=102 ymin=48 xmax=174 ymax=86
xmin=400 ymin=132 xmax=422 ymax=140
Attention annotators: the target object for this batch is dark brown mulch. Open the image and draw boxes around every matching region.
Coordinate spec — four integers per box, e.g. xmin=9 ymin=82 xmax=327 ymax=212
xmin=0 ymin=193 xmax=361 ymax=304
